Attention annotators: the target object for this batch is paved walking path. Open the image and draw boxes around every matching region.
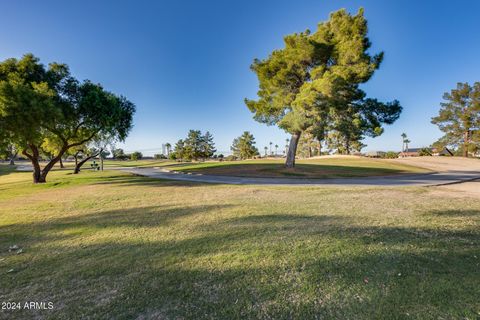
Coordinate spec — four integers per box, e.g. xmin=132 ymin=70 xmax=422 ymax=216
xmin=116 ymin=167 xmax=480 ymax=187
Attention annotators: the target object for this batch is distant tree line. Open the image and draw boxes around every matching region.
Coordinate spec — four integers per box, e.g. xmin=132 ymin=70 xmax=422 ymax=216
xmin=171 ymin=130 xmax=216 ymax=161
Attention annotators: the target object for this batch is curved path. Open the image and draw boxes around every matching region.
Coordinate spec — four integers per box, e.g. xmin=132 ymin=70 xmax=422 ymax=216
xmin=116 ymin=167 xmax=480 ymax=187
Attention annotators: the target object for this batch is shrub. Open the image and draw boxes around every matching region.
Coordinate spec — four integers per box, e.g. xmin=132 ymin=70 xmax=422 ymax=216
xmin=225 ymin=155 xmax=237 ymax=161
xmin=419 ymin=148 xmax=432 ymax=156
xmin=130 ymin=151 xmax=143 ymax=161
xmin=154 ymin=154 xmax=167 ymax=159
xmin=384 ymin=151 xmax=399 ymax=159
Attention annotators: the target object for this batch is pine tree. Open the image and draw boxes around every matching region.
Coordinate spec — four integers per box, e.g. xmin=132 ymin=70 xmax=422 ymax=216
xmin=173 ymin=139 xmax=185 ymax=161
xmin=246 ymin=8 xmax=401 ymax=167
xmin=231 ymin=131 xmax=259 ymax=159
xmin=201 ymin=131 xmax=216 ymax=159
xmin=431 ymin=82 xmax=480 ymax=157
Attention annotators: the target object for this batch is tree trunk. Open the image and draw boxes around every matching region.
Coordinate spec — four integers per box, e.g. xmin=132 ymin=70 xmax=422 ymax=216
xmin=285 ymin=132 xmax=301 ymax=168
xmin=463 ymin=131 xmax=469 ymax=157
xmin=22 ymin=145 xmax=45 ymax=183
xmin=38 ymin=146 xmax=68 ymax=182
xmin=74 ymin=152 xmax=100 ymax=174
xmin=100 ymin=154 xmax=104 ymax=171
xmin=9 ymin=152 xmax=17 ymax=165
xmin=59 ymin=158 xmax=65 ymax=168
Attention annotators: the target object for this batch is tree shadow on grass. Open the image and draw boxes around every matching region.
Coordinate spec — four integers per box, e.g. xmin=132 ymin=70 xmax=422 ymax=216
xmin=0 ymin=204 xmax=233 ymax=248
xmin=0 ymin=164 xmax=16 ymax=177
xmin=427 ymin=209 xmax=480 ymax=217
xmin=90 ymin=173 xmax=218 ymax=188
xmin=1 ymin=209 xmax=479 ymax=319
xmin=167 ymin=162 xmax=420 ymax=179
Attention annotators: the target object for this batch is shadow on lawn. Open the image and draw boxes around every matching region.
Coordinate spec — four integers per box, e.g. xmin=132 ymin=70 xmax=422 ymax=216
xmin=1 ymin=208 xmax=479 ymax=319
xmin=0 ymin=164 xmax=16 ymax=177
xmin=428 ymin=209 xmax=480 ymax=217
xmin=90 ymin=173 xmax=217 ymax=188
xmin=167 ymin=162 xmax=419 ymax=178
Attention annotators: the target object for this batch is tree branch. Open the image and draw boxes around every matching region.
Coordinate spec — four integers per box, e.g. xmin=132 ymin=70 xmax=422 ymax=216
xmin=67 ymin=131 xmax=98 ymax=149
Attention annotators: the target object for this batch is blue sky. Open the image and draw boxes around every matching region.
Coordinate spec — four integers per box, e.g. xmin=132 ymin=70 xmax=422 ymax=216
xmin=1 ymin=0 xmax=479 ymax=155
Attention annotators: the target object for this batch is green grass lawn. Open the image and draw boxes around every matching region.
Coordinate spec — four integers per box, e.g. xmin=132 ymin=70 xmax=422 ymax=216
xmin=103 ymin=159 xmax=176 ymax=168
xmin=19 ymin=157 xmax=428 ymax=179
xmin=0 ymin=166 xmax=479 ymax=319
xmin=162 ymin=157 xmax=428 ymax=178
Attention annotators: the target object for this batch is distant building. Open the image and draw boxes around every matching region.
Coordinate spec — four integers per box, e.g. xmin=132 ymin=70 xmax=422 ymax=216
xmin=400 ymin=148 xmax=423 ymax=157
xmin=400 ymin=147 xmax=454 ymax=157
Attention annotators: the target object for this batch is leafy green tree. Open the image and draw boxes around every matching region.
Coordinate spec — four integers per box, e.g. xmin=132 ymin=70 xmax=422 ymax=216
xmin=0 ymin=140 xmax=18 ymax=165
xmin=112 ymin=148 xmax=127 ymax=160
xmin=130 ymin=151 xmax=143 ymax=161
xmin=0 ymin=128 xmax=18 ymax=164
xmin=246 ymin=9 xmax=399 ymax=167
xmin=41 ymin=136 xmax=69 ymax=168
xmin=431 ymin=82 xmax=480 ymax=157
xmin=0 ymin=54 xmax=135 ymax=183
xmin=230 ymin=131 xmax=259 ymax=159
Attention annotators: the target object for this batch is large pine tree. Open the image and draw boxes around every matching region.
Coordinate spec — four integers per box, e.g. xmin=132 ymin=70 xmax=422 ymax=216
xmin=431 ymin=82 xmax=480 ymax=157
xmin=245 ymin=8 xmax=401 ymax=167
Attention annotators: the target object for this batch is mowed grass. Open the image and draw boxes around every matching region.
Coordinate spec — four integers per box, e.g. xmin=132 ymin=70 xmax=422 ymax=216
xmin=0 ymin=166 xmax=479 ymax=319
xmin=162 ymin=157 xmax=428 ymax=178
xmin=103 ymin=159 xmax=176 ymax=168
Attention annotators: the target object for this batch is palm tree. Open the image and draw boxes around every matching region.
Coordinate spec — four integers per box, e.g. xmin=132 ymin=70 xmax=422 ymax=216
xmin=404 ymin=139 xmax=411 ymax=152
xmin=165 ymin=142 xmax=171 ymax=156
xmin=401 ymin=133 xmax=407 ymax=153
xmin=264 ymin=146 xmax=268 ymax=157
xmin=285 ymin=138 xmax=290 ymax=154
xmin=269 ymin=142 xmax=273 ymax=155
xmin=275 ymin=144 xmax=278 ymax=156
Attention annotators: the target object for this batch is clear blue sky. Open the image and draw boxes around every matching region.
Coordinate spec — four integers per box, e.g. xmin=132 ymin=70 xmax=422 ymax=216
xmin=1 ymin=0 xmax=479 ymax=155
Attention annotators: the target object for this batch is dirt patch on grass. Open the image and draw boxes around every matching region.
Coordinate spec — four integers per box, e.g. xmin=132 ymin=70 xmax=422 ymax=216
xmin=433 ymin=179 xmax=480 ymax=197
xmin=390 ymin=157 xmax=480 ymax=172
